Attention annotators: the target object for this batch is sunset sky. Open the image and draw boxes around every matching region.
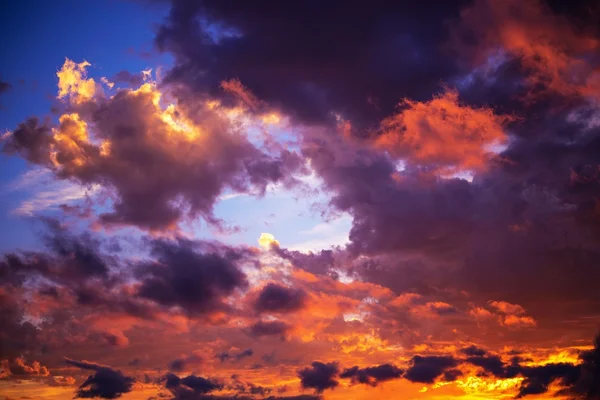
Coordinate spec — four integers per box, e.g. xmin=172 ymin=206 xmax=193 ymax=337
xmin=1 ymin=1 xmax=600 ymax=399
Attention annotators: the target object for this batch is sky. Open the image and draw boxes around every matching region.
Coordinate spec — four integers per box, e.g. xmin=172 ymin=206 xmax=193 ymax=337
xmin=1 ymin=0 xmax=600 ymax=399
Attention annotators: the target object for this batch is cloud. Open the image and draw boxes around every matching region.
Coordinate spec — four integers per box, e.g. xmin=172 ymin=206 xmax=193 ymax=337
xmin=297 ymin=362 xmax=339 ymax=393
xmin=109 ymin=70 xmax=147 ymax=87
xmin=101 ymin=330 xmax=130 ymax=347
xmin=135 ymin=239 xmax=250 ymax=315
xmin=404 ymin=356 xmax=458 ymax=384
xmin=254 ymin=283 xmax=307 ymax=313
xmin=339 ymin=364 xmax=403 ymax=386
xmin=221 ymin=79 xmax=261 ymax=109
xmin=216 ymin=348 xmax=253 ymax=363
xmin=169 ymin=352 xmax=203 ymax=372
xmin=3 ymin=59 xmax=304 ymax=231
xmin=247 ymin=320 xmax=290 ymax=338
xmin=377 ymin=88 xmax=513 ymax=174
xmin=452 ymin=0 xmax=600 ymax=101
xmin=164 ymin=372 xmax=223 ymax=398
xmin=516 ymin=363 xmax=580 ymax=398
xmin=460 ymin=345 xmax=488 ymax=357
xmin=155 ymin=0 xmax=464 ymax=130
xmin=488 ymin=301 xmax=537 ymax=328
xmin=488 ymin=301 xmax=526 ymax=315
xmin=65 ymin=358 xmax=134 ymax=399
xmin=47 ymin=375 xmax=77 ymax=386
xmin=56 ymin=58 xmax=97 ymax=103
xmin=0 ymin=358 xmax=49 ymax=378
xmin=258 ymin=233 xmax=280 ymax=249
xmin=465 ymin=353 xmax=506 ymax=377
xmin=3 ymin=1 xmax=600 ymax=399
xmin=0 ymin=289 xmax=39 ymax=360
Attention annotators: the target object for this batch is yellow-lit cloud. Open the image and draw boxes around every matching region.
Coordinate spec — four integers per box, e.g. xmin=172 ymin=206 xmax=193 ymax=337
xmin=57 ymin=58 xmax=96 ymax=104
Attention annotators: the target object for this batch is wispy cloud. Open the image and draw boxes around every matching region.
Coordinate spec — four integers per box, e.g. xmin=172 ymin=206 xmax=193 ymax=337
xmin=4 ymin=169 xmax=97 ymax=216
xmin=288 ymin=213 xmax=351 ymax=252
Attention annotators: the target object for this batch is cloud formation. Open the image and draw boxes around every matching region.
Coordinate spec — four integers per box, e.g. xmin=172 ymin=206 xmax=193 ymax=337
xmin=3 ymin=59 xmax=304 ymax=231
xmin=65 ymin=358 xmax=134 ymax=399
xmin=2 ymin=0 xmax=600 ymax=399
xmin=297 ymin=362 xmax=339 ymax=393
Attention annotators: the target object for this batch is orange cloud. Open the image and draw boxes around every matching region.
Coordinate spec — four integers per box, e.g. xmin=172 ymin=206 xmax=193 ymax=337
xmin=57 ymin=58 xmax=96 ymax=104
xmin=455 ymin=0 xmax=600 ymax=100
xmin=377 ymin=89 xmax=512 ymax=174
xmin=502 ymin=315 xmax=537 ymax=328
xmin=488 ymin=301 xmax=526 ymax=315
xmin=409 ymin=301 xmax=458 ymax=320
xmin=480 ymin=301 xmax=538 ymax=328
xmin=0 ymin=358 xmax=50 ymax=378
xmin=468 ymin=306 xmax=494 ymax=320
xmin=221 ymin=78 xmax=261 ymax=109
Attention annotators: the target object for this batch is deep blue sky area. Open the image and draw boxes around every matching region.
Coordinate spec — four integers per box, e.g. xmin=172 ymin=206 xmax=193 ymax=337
xmin=0 ymin=0 xmax=170 ymax=252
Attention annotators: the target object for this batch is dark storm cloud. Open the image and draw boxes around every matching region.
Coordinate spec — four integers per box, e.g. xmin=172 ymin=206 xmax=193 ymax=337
xmin=339 ymin=364 xmax=404 ymax=386
xmin=297 ymin=362 xmax=339 ymax=393
xmin=135 ymin=239 xmax=249 ymax=315
xmin=404 ymin=356 xmax=458 ymax=384
xmin=465 ymin=353 xmax=506 ymax=377
xmin=164 ymin=372 xmax=223 ymax=399
xmin=571 ymin=334 xmax=600 ymax=399
xmin=177 ymin=375 xmax=223 ymax=393
xmin=254 ymin=283 xmax=307 ymax=313
xmin=64 ymin=358 xmax=134 ymax=399
xmin=443 ymin=369 xmax=464 ymax=381
xmin=516 ymin=363 xmax=581 ymax=398
xmin=455 ymin=333 xmax=600 ymax=397
xmin=247 ymin=320 xmax=290 ymax=338
xmin=460 ymin=346 xmax=488 ymax=357
xmin=156 ymin=0 xmax=471 ymax=129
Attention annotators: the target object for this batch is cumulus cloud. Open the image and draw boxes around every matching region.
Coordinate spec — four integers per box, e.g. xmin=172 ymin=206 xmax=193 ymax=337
xmin=0 ymin=358 xmax=50 ymax=378
xmin=377 ymin=88 xmax=513 ymax=174
xmin=3 ymin=59 xmax=304 ymax=231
